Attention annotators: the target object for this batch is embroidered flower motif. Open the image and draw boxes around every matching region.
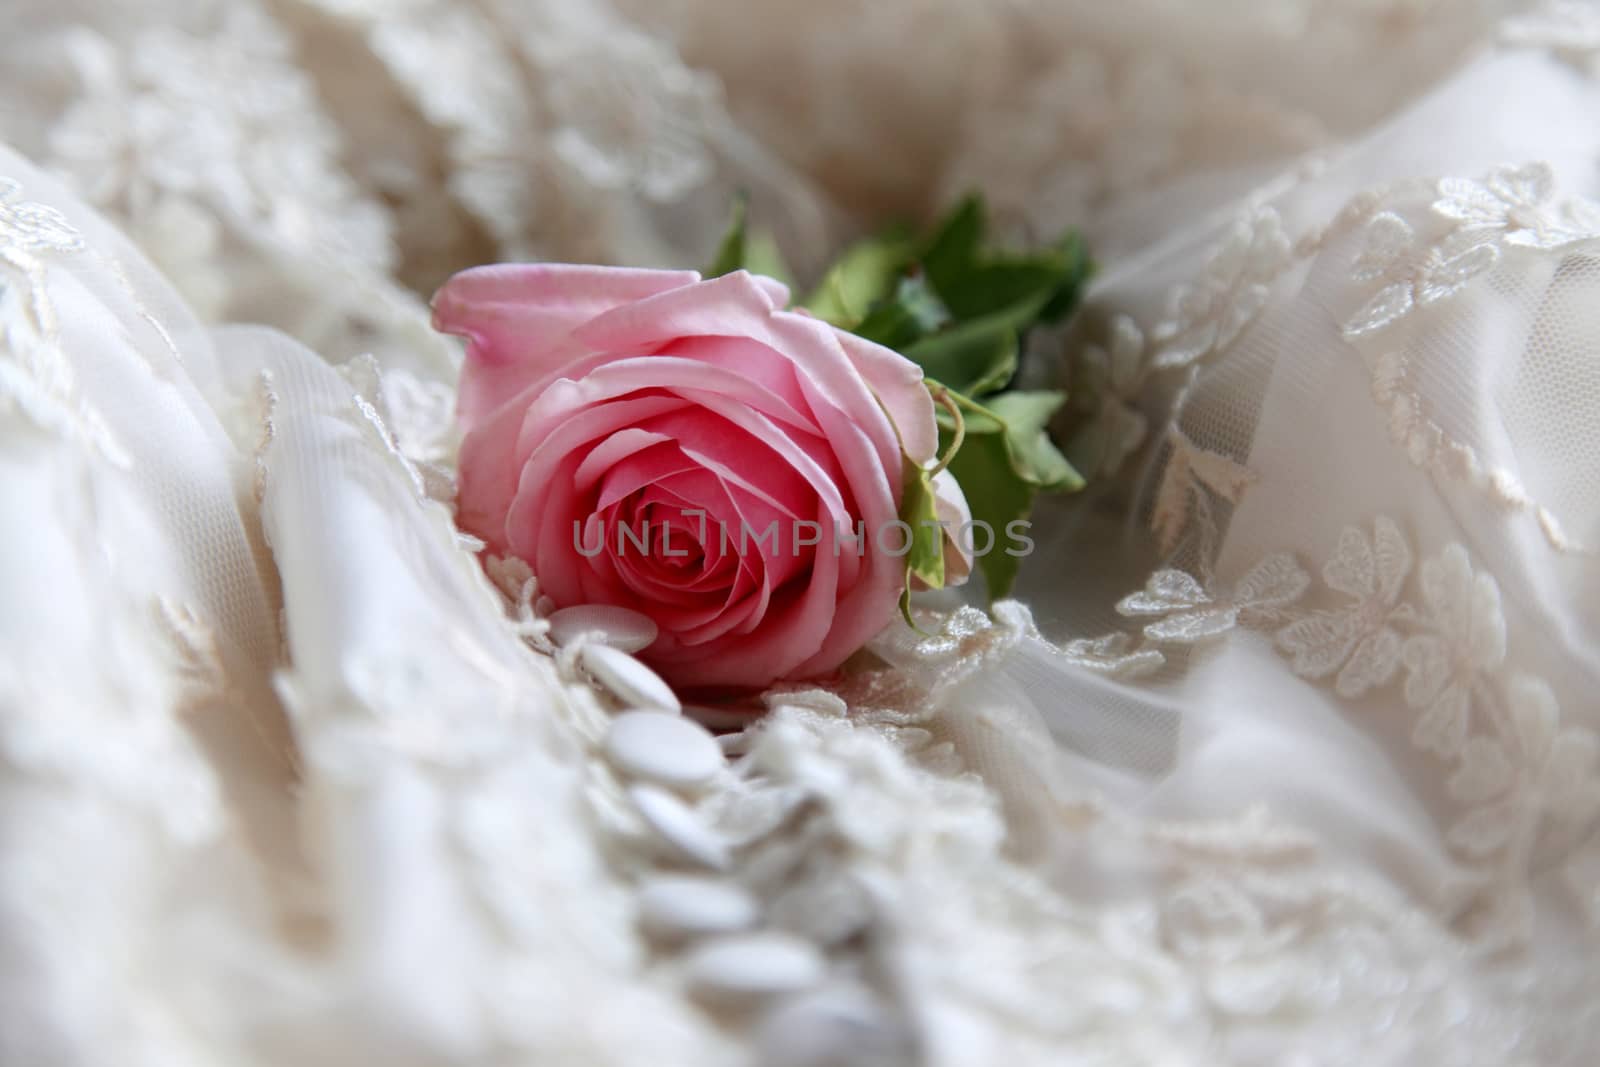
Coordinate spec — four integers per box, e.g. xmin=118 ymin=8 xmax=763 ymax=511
xmin=1342 ymin=211 xmax=1499 ymax=339
xmin=1059 ymin=632 xmax=1166 ymax=679
xmin=1399 ymin=544 xmax=1506 ymax=757
xmin=1510 ymin=676 xmax=1600 ymax=827
xmin=1433 ymin=162 xmax=1600 ymax=251
xmin=1151 ymin=209 xmax=1290 ymax=369
xmin=378 ymin=367 xmax=459 ymax=465
xmin=1118 ymin=554 xmax=1307 ymax=644
xmin=0 ymin=178 xmax=84 ymax=257
xmin=1447 ymin=676 xmax=1600 ymax=857
xmin=48 ymin=14 xmax=392 ymax=270
xmin=1275 ymin=517 xmax=1411 ymax=698
xmin=1150 ymin=428 xmax=1258 ymax=554
xmin=1068 ymin=314 xmax=1148 ymax=478
xmin=1448 ymin=736 xmax=1514 ymax=807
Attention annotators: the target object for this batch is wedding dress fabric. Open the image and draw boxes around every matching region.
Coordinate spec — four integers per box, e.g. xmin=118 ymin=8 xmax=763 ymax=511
xmin=3 ymin=1 xmax=1600 ymax=1064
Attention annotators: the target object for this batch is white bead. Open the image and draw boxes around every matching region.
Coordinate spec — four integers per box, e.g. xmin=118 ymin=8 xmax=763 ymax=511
xmin=684 ymin=932 xmax=826 ymax=1000
xmin=627 ymin=784 xmax=730 ymax=870
xmin=547 ymin=604 xmax=658 ymax=653
xmin=756 ymin=987 xmax=901 ymax=1067
xmin=580 ymin=643 xmax=680 ymax=712
xmin=605 ymin=711 xmax=723 ymax=790
xmin=637 ymin=875 xmax=759 ymax=939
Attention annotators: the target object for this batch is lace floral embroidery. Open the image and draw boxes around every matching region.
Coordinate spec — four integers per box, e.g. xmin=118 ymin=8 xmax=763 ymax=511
xmin=0 ymin=178 xmax=84 ymax=258
xmin=1109 ymin=515 xmax=1599 ymax=943
xmin=0 ymin=175 xmax=130 ymax=464
xmin=1151 ymin=208 xmax=1291 ymax=369
xmin=49 ymin=9 xmax=393 ymax=275
xmin=1343 ymin=163 xmax=1600 ymax=338
xmin=1400 ymin=545 xmax=1506 ymax=756
xmin=1341 ymin=168 xmax=1600 ymax=555
xmin=1274 ymin=516 xmax=1411 ymax=699
xmin=1057 ymin=632 xmax=1167 ymax=679
xmin=1341 ymin=211 xmax=1500 ymax=338
xmin=1118 ymin=554 xmax=1307 ymax=644
xmin=1434 ymin=162 xmax=1600 ymax=251
xmin=1149 ymin=427 xmax=1259 ymax=556
xmin=1288 ymin=526 xmax=1599 ymax=922
xmin=1362 ymin=347 xmax=1595 ymax=555
xmin=0 ymin=177 xmax=85 ymax=328
xmin=1066 ymin=314 xmax=1148 ymax=479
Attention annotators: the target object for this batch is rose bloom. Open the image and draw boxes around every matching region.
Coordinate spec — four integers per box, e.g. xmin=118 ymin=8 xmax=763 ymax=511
xmin=433 ymin=264 xmax=970 ymax=691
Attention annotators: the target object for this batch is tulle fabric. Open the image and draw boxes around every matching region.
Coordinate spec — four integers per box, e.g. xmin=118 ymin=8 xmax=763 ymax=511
xmin=3 ymin=1 xmax=1600 ymax=1064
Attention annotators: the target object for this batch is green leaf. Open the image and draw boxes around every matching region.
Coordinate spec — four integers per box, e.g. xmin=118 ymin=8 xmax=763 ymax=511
xmin=1038 ymin=230 xmax=1093 ymax=323
xmin=743 ymin=231 xmax=792 ymax=286
xmin=903 ymin=318 xmax=1018 ymax=397
xmin=935 ymin=387 xmax=1083 ymax=599
xmin=706 ymin=193 xmax=751 ymax=278
xmin=706 ymin=192 xmax=792 ymax=285
xmin=800 ymin=230 xmax=915 ymax=328
xmin=916 ymin=193 xmax=1094 ymax=331
xmin=985 ymin=391 xmax=1084 ymax=491
xmin=852 ymin=274 xmax=951 ymax=350
xmin=899 ymin=581 xmax=917 ymax=629
xmin=938 ymin=258 xmax=1065 ymax=322
xmin=943 ymin=428 xmax=1033 ymax=599
xmin=921 ymin=195 xmax=985 ymax=297
xmin=898 ymin=458 xmax=946 ymax=590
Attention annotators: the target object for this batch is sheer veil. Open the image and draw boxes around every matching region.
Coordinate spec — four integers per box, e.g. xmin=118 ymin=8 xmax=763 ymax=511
xmin=3 ymin=2 xmax=1600 ymax=1064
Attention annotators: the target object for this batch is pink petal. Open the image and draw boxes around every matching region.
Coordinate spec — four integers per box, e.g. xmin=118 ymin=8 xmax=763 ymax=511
xmin=506 ymin=394 xmax=687 ymax=601
xmin=638 ymin=480 xmax=748 ymax=595
xmin=572 ymin=269 xmax=783 ymax=352
xmin=749 ymin=273 xmax=791 ymax=308
xmin=573 ymin=271 xmax=905 ymax=493
xmin=831 ymin=326 xmax=939 ymax=464
xmin=765 ymin=311 xmax=905 ymax=495
xmin=574 ymin=428 xmax=674 ymax=492
xmin=645 ymin=394 xmax=851 ymax=523
xmin=633 ymin=408 xmax=814 ymax=524
xmin=595 ymin=441 xmax=700 ymax=510
xmin=454 ymin=397 xmax=541 ymax=552
xmin=666 ymin=498 xmax=849 ymax=688
xmin=660 ymin=334 xmax=815 ymax=423
xmin=435 ymin=263 xmax=699 ymax=424
xmin=575 ymin=354 xmax=819 ymax=436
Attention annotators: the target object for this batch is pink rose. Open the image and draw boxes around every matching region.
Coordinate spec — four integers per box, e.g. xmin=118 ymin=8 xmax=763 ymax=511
xmin=433 ymin=264 xmax=970 ymax=691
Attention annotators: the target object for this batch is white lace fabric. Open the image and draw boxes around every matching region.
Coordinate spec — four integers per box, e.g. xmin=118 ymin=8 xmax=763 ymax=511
xmin=4 ymin=1 xmax=1600 ymax=1064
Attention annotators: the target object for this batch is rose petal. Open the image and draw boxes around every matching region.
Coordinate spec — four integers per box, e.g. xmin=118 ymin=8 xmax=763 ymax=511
xmin=579 ymin=431 xmax=678 ymax=494
xmin=832 ymin=326 xmax=939 ymax=464
xmin=749 ymin=273 xmax=792 ymax=308
xmin=661 ymin=334 xmax=815 ymax=424
xmin=436 ymin=263 xmax=699 ymax=424
xmin=632 ymin=408 xmax=814 ymax=515
xmin=573 ymin=271 xmax=905 ymax=495
xmin=638 ymin=484 xmax=747 ymax=596
xmin=784 ymin=417 xmax=904 ymax=679
xmin=455 ymin=397 xmax=543 ymax=551
xmin=646 ymin=475 xmax=754 ymax=577
xmin=504 ymin=394 xmax=688 ymax=602
xmin=578 ymin=354 xmax=820 ymax=436
xmin=765 ymin=311 xmax=905 ymax=496
xmin=573 ymin=269 xmax=783 ymax=351
xmin=666 ymin=501 xmax=844 ymax=688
